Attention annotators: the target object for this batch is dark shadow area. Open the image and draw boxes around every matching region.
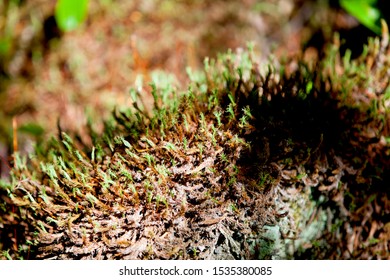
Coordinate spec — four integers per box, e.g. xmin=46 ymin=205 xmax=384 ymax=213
xmin=227 ymin=64 xmax=390 ymax=259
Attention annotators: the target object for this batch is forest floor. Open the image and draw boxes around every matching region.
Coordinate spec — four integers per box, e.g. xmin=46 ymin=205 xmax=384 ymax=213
xmin=0 ymin=0 xmax=389 ymax=259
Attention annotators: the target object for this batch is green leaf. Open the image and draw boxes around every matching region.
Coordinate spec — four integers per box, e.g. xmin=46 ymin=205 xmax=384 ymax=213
xmin=55 ymin=0 xmax=89 ymax=32
xmin=340 ymin=0 xmax=382 ymax=34
xmin=18 ymin=123 xmax=44 ymax=137
xmin=0 ymin=37 xmax=11 ymax=56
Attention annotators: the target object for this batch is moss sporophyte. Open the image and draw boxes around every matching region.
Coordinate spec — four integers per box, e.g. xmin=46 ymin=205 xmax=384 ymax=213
xmin=1 ymin=26 xmax=390 ymax=259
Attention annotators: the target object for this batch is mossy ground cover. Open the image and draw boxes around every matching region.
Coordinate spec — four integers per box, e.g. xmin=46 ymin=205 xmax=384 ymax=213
xmin=1 ymin=25 xmax=390 ymax=259
xmin=1 ymin=0 xmax=389 ymax=260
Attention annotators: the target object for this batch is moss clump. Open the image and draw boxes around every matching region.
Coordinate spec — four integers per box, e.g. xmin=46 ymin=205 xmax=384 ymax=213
xmin=1 ymin=26 xmax=390 ymax=259
xmin=2 ymin=47 xmax=284 ymax=259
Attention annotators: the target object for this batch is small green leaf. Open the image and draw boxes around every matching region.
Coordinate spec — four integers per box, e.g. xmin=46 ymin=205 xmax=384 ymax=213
xmin=340 ymin=0 xmax=381 ymax=34
xmin=18 ymin=123 xmax=44 ymax=137
xmin=0 ymin=37 xmax=11 ymax=56
xmin=55 ymin=0 xmax=89 ymax=32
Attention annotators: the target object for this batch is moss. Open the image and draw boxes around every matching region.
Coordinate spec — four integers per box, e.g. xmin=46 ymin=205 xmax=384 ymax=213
xmin=2 ymin=25 xmax=390 ymax=259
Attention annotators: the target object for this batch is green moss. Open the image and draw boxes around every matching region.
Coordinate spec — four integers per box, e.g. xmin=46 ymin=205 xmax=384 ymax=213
xmin=2 ymin=27 xmax=390 ymax=259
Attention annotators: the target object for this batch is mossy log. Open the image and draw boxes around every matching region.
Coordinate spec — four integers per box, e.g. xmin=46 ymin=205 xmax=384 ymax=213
xmin=1 ymin=29 xmax=390 ymax=259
